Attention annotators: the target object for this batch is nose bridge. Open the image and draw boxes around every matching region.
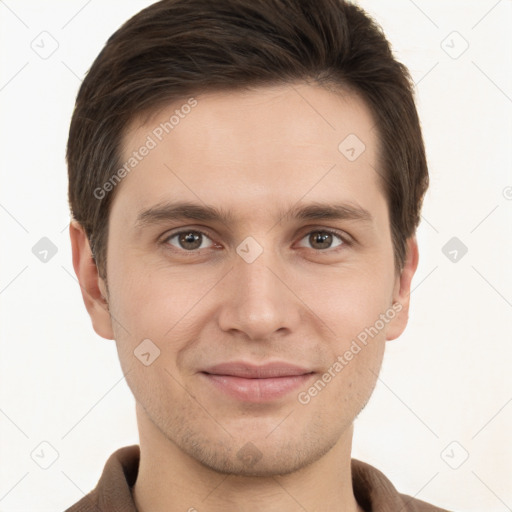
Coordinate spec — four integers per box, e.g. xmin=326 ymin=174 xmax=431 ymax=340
xmin=238 ymin=242 xmax=277 ymax=296
xmin=217 ymin=236 xmax=299 ymax=339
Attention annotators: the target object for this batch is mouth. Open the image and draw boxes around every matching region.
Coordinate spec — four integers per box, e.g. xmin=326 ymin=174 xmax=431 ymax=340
xmin=200 ymin=361 xmax=316 ymax=402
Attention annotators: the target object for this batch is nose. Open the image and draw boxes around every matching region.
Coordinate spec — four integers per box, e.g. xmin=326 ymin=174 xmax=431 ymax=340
xmin=216 ymin=244 xmax=301 ymax=341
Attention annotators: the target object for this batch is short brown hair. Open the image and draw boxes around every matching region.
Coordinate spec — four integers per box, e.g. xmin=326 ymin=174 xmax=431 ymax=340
xmin=67 ymin=0 xmax=428 ymax=279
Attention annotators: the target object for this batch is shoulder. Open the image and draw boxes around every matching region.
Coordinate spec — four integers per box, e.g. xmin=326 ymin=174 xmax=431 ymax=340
xmin=64 ymin=445 xmax=140 ymax=512
xmin=351 ymin=458 xmax=452 ymax=511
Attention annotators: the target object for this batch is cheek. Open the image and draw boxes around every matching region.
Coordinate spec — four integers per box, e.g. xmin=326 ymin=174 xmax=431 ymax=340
xmin=308 ymin=264 xmax=396 ymax=342
xmin=106 ymin=255 xmax=216 ymax=349
xmin=299 ymin=273 xmax=391 ymax=413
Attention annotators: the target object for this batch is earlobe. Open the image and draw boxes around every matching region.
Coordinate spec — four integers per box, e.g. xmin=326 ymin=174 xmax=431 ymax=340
xmin=69 ymin=221 xmax=115 ymax=340
xmin=386 ymin=236 xmax=419 ymax=341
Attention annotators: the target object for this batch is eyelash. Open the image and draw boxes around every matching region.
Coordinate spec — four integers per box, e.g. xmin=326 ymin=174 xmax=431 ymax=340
xmin=161 ymin=227 xmax=352 ymax=255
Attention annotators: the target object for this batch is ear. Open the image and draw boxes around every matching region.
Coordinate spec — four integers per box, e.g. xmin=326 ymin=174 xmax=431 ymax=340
xmin=69 ymin=220 xmax=114 ymax=340
xmin=386 ymin=236 xmax=419 ymax=341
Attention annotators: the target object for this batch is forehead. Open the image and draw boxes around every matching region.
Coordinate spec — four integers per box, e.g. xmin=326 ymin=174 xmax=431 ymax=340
xmin=114 ymin=82 xmax=384 ymax=224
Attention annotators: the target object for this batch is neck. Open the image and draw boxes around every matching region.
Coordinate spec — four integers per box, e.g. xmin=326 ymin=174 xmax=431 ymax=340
xmin=132 ymin=404 xmax=364 ymax=512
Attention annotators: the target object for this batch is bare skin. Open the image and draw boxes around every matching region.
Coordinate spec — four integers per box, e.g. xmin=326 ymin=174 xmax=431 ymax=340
xmin=71 ymin=82 xmax=418 ymax=512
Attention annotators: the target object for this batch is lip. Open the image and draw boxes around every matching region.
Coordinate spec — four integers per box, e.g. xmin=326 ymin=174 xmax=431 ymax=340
xmin=200 ymin=361 xmax=315 ymax=402
xmin=203 ymin=361 xmax=312 ymax=378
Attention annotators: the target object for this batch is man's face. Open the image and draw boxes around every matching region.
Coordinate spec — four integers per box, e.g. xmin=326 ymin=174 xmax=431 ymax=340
xmin=97 ymin=83 xmax=413 ymax=475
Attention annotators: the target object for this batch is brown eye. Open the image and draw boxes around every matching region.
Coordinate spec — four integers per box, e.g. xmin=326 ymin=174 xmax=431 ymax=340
xmin=298 ymin=230 xmax=345 ymax=251
xmin=166 ymin=230 xmax=213 ymax=251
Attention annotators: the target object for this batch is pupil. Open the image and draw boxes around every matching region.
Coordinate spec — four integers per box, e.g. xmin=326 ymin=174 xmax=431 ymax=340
xmin=312 ymin=232 xmax=332 ymax=249
xmin=180 ymin=232 xmax=201 ymax=250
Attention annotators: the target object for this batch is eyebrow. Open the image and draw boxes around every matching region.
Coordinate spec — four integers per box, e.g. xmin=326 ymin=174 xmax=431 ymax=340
xmin=134 ymin=200 xmax=373 ymax=229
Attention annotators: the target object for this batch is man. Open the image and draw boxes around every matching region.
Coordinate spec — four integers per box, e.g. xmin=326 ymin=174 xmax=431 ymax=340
xmin=65 ymin=0 xmax=450 ymax=510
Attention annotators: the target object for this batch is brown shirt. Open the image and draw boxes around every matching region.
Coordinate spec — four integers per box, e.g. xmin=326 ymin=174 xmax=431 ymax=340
xmin=64 ymin=445 xmax=451 ymax=512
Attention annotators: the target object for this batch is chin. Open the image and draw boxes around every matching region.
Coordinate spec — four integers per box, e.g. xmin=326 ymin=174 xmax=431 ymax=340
xmin=177 ymin=426 xmax=339 ymax=478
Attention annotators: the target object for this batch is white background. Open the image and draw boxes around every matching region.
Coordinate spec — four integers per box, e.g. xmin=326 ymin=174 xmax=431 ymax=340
xmin=0 ymin=1 xmax=511 ymax=511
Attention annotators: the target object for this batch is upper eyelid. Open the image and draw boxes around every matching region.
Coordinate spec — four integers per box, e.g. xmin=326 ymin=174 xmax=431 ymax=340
xmin=296 ymin=228 xmax=348 ymax=245
xmin=162 ymin=228 xmax=217 ymax=244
